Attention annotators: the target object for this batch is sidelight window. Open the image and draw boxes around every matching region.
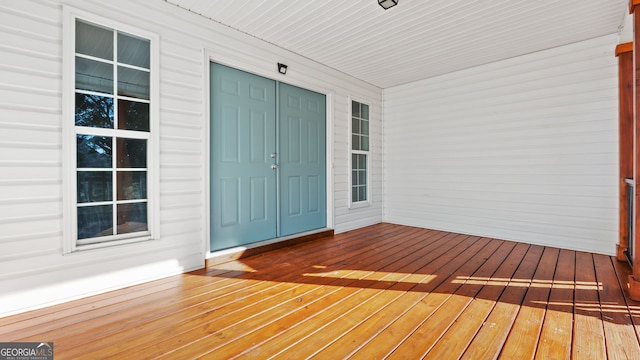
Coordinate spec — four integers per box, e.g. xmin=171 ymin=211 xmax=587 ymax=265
xmin=351 ymin=100 xmax=370 ymax=205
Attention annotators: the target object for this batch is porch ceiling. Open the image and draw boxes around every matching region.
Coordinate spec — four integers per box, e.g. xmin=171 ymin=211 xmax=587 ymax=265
xmin=164 ymin=0 xmax=628 ymax=88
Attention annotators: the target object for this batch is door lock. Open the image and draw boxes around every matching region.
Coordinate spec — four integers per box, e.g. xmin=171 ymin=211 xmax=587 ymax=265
xmin=271 ymin=164 xmax=279 ymax=170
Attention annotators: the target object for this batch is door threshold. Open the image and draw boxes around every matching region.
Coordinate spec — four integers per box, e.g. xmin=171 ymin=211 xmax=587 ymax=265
xmin=206 ymin=228 xmax=334 ymax=267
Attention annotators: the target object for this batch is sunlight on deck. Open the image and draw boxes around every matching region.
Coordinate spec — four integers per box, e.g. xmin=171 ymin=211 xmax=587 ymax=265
xmin=303 ymin=270 xmax=437 ymax=284
xmin=453 ymin=276 xmax=603 ymax=290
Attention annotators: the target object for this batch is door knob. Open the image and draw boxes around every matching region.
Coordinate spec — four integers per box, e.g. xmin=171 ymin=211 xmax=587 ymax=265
xmin=271 ymin=164 xmax=279 ymax=170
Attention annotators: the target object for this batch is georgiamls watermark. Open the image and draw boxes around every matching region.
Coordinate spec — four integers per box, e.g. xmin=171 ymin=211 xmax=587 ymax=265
xmin=0 ymin=343 xmax=53 ymax=360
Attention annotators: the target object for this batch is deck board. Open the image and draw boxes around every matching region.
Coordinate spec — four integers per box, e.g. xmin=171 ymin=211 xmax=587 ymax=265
xmin=593 ymin=254 xmax=640 ymax=360
xmin=423 ymin=242 xmax=530 ymax=360
xmin=460 ymin=244 xmax=544 ymax=359
xmin=498 ymin=246 xmax=559 ymax=360
xmin=216 ymin=231 xmax=472 ymax=359
xmin=1 ymin=223 xmax=639 ymax=360
xmin=386 ymin=239 xmax=511 ymax=359
xmin=71 ymin=225 xmax=420 ymax=359
xmin=572 ymin=251 xmax=606 ymax=360
xmin=307 ymin=236 xmax=495 ymax=360
xmin=535 ymin=249 xmax=575 ymax=360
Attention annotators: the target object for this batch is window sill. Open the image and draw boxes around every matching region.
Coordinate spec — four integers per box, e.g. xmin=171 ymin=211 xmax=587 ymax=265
xmin=68 ymin=234 xmax=154 ymax=254
xmin=349 ymin=201 xmax=371 ymax=210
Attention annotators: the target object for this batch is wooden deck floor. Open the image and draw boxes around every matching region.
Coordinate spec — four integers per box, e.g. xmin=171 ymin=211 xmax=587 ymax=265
xmin=2 ymin=223 xmax=640 ymax=359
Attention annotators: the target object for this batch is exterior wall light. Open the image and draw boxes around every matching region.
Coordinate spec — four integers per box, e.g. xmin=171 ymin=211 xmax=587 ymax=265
xmin=278 ymin=63 xmax=288 ymax=74
xmin=378 ymin=0 xmax=398 ymax=10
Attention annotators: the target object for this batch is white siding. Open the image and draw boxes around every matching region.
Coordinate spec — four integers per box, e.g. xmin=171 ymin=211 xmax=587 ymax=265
xmin=620 ymin=10 xmax=633 ymax=44
xmin=0 ymin=0 xmax=382 ymax=316
xmin=383 ymin=34 xmax=619 ymax=255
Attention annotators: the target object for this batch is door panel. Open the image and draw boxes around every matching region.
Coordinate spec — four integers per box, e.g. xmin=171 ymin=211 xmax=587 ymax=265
xmin=220 ymin=177 xmax=239 ymax=226
xmin=210 ymin=63 xmax=277 ymax=251
xmin=278 ymin=82 xmax=326 ymax=236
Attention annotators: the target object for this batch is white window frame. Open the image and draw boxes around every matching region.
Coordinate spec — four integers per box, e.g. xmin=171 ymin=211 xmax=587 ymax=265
xmin=62 ymin=7 xmax=159 ymax=253
xmin=349 ymin=97 xmax=371 ymax=208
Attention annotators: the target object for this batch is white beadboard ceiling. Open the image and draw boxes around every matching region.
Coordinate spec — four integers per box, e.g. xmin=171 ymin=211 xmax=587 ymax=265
xmin=164 ymin=0 xmax=628 ymax=88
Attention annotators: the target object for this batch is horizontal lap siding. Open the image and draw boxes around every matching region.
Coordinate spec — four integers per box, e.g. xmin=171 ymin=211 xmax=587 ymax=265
xmin=0 ymin=1 xmax=64 ymax=271
xmin=0 ymin=0 xmax=381 ymax=316
xmin=383 ymin=34 xmax=619 ymax=255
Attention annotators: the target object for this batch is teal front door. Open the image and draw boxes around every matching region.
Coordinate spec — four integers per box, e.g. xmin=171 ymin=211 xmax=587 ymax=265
xmin=210 ymin=63 xmax=277 ymax=251
xmin=279 ymin=83 xmax=326 ymax=237
xmin=210 ymin=63 xmax=326 ymax=251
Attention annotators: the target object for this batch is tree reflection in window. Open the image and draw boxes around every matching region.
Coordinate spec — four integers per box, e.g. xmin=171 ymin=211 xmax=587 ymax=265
xmin=75 ymin=94 xmax=114 ymax=128
xmin=78 ymin=205 xmax=113 ymax=239
xmin=77 ymin=135 xmax=112 ymax=168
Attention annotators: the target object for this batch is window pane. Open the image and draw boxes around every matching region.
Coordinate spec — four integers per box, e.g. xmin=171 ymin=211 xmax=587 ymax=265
xmin=78 ymin=205 xmax=113 ymax=239
xmin=356 ymin=154 xmax=367 ymax=170
xmin=118 ymin=32 xmax=150 ymax=68
xmin=361 ymin=135 xmax=369 ymax=151
xmin=352 ymin=118 xmax=360 ymax=134
xmin=75 ymin=93 xmax=114 ymax=128
xmin=118 ymin=66 xmax=149 ymax=99
xmin=76 ymin=57 xmax=113 ymax=94
xmin=352 ymin=170 xmax=358 ymax=186
xmin=117 ymin=171 xmax=147 ymax=200
xmin=117 ymin=138 xmax=147 ymax=168
xmin=117 ymin=203 xmax=148 ymax=234
xmin=359 ymin=186 xmax=367 ymax=201
xmin=76 ymin=20 xmax=113 ymax=60
xmin=361 ymin=119 xmax=369 ymax=136
xmin=359 ymin=169 xmax=367 ymax=185
xmin=118 ymin=99 xmax=149 ymax=131
xmin=352 ymin=101 xmax=360 ymax=118
xmin=352 ymin=134 xmax=360 ymax=151
xmin=77 ymin=171 xmax=112 ymax=203
xmin=352 ymin=188 xmax=358 ymax=203
xmin=77 ymin=135 xmax=112 ymax=168
xmin=361 ymin=104 xmax=369 ymax=120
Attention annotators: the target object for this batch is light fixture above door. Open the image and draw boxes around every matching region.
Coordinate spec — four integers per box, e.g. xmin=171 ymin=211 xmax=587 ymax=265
xmin=278 ymin=63 xmax=288 ymax=74
xmin=378 ymin=0 xmax=398 ymax=10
